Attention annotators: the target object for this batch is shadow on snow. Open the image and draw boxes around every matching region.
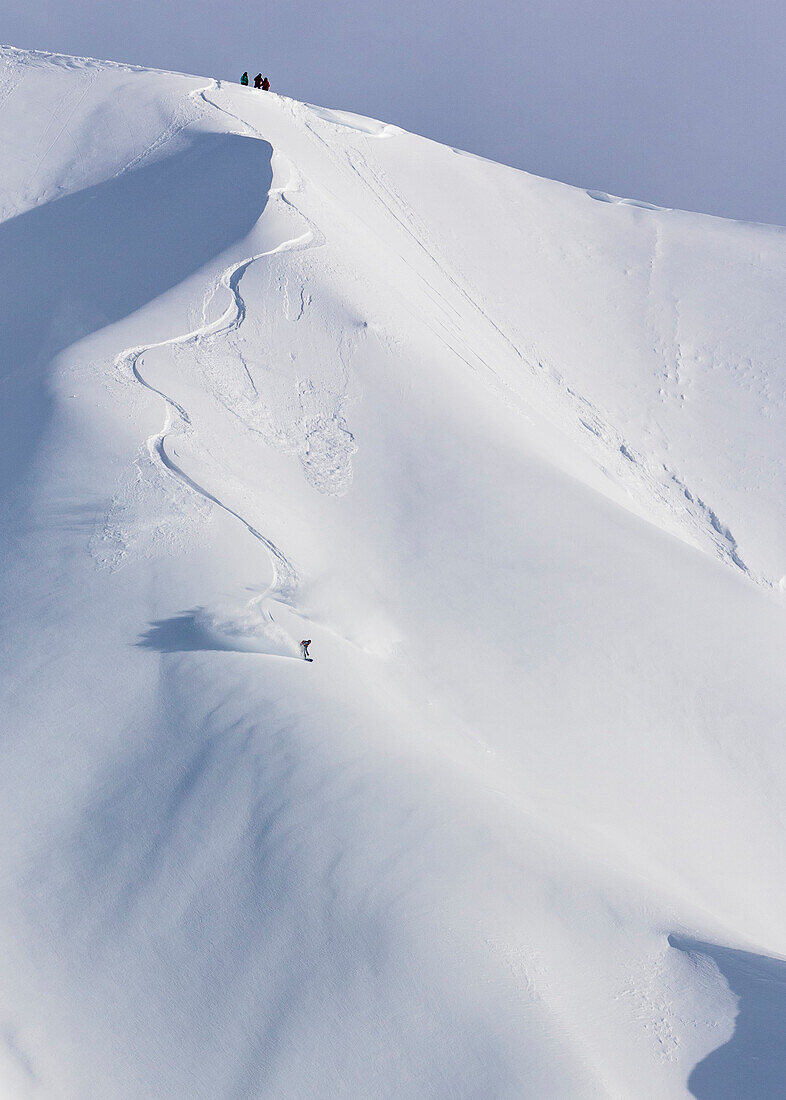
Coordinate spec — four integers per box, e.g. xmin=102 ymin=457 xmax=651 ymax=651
xmin=0 ymin=131 xmax=273 ymax=498
xmin=136 ymin=611 xmax=239 ymax=653
xmin=136 ymin=610 xmax=300 ymax=659
xmin=669 ymin=934 xmax=786 ymax=1099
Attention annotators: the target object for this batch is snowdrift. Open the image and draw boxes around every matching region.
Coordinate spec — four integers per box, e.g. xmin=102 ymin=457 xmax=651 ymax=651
xmin=1 ymin=44 xmax=785 ymax=1098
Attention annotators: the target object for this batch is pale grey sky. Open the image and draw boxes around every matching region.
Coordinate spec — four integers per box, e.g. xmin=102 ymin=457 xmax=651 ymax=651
xmin=4 ymin=0 xmax=785 ymax=224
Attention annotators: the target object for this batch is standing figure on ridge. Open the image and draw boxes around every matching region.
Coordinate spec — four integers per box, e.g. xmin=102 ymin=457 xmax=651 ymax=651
xmin=254 ymin=73 xmax=263 ymax=89
xmin=262 ymin=76 xmax=271 ymax=91
xmin=240 ymin=71 xmax=249 ymax=86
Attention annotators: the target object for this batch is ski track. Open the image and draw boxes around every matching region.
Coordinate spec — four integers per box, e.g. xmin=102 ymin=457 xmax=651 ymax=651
xmin=115 ymin=78 xmax=218 ymax=179
xmin=299 ymin=102 xmax=762 ymax=587
xmin=115 ymin=94 xmax=317 ymax=603
xmin=190 ymin=84 xmax=360 ymax=503
xmin=5 ymin=67 xmax=98 ymax=211
xmin=110 ymin=77 xmax=764 ymax=593
xmin=121 ymin=253 xmax=302 ymax=603
xmin=31 ymin=70 xmax=97 ymax=179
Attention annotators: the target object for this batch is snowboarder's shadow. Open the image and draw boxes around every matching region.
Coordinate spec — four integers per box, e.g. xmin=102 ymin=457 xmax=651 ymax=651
xmin=136 ymin=610 xmax=307 ymax=659
xmin=136 ymin=611 xmax=237 ymax=653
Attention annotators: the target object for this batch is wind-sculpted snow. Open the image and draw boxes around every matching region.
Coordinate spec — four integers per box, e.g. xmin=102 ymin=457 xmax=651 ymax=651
xmin=1 ymin=45 xmax=786 ymax=1099
xmin=0 ymin=126 xmax=270 ymax=497
xmin=668 ymin=936 xmax=786 ymax=1098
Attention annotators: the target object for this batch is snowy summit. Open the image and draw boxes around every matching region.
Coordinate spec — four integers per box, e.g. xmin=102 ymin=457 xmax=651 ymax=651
xmin=1 ymin=45 xmax=786 ymax=1099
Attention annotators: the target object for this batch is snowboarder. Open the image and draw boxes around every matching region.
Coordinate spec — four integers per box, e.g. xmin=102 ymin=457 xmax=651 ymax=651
xmin=253 ymin=73 xmax=263 ymax=89
xmin=300 ymin=639 xmax=312 ymax=661
xmin=240 ymin=72 xmax=249 ymax=87
xmin=262 ymin=76 xmax=271 ymax=91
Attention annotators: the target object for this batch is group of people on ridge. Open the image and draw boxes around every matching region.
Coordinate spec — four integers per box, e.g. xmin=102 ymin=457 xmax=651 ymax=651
xmin=241 ymin=72 xmax=270 ymax=91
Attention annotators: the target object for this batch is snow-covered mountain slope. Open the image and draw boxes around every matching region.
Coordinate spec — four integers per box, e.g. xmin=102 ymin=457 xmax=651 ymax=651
xmin=1 ymin=44 xmax=785 ymax=1099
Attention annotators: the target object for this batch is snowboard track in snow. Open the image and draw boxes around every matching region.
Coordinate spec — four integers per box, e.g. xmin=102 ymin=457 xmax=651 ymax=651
xmin=121 ymin=253 xmax=300 ymax=603
xmin=105 ymin=72 xmax=766 ymax=598
xmin=114 ymin=90 xmax=321 ymax=605
xmin=4 ymin=48 xmax=786 ymax=1098
xmin=98 ymin=69 xmax=764 ymax=592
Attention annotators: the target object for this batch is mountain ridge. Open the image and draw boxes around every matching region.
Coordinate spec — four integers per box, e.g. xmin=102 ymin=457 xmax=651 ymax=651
xmin=1 ymin=45 xmax=785 ymax=1098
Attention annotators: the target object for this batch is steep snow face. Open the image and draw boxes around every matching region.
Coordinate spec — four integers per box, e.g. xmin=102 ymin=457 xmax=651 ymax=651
xmin=1 ymin=45 xmax=785 ymax=1099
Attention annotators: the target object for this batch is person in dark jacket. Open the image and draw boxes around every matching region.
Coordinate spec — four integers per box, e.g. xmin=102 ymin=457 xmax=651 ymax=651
xmin=240 ymin=71 xmax=249 ymax=86
xmin=253 ymin=73 xmax=263 ymax=89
